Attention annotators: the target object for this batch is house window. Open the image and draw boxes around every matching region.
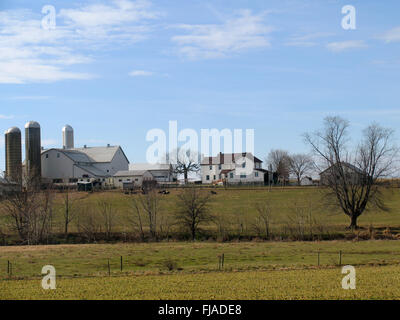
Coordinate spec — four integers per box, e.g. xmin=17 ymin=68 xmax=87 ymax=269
xmin=213 ymin=175 xmax=216 ymax=180
xmin=46 ymin=154 xmax=49 ymax=159
xmin=135 ymin=178 xmax=138 ymax=181
xmin=218 ymin=164 xmax=222 ymax=170
xmin=230 ymin=173 xmax=234 ymax=179
xmin=240 ymin=174 xmax=246 ymax=179
xmin=219 ymin=174 xmax=221 ymax=179
xmin=255 ymin=172 xmax=259 ymax=177
xmin=119 ymin=179 xmax=122 ymax=182
xmin=209 ymin=166 xmax=212 ymax=170
xmin=206 ymin=175 xmax=210 ymax=181
xmin=107 ymin=170 xmax=110 ymax=173
xmin=242 ymin=162 xmax=246 ymax=168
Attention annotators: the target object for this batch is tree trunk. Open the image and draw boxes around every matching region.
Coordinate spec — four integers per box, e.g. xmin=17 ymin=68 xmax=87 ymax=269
xmin=349 ymin=215 xmax=359 ymax=230
xmin=184 ymin=172 xmax=188 ymax=184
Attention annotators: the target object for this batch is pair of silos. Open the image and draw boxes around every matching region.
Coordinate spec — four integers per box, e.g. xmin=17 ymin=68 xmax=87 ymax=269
xmin=5 ymin=123 xmax=74 ymax=183
xmin=5 ymin=121 xmax=42 ymax=183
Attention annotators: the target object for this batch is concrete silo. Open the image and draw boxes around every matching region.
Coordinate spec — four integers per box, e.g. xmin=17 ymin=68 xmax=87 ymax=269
xmin=25 ymin=121 xmax=42 ymax=182
xmin=62 ymin=125 xmax=74 ymax=149
xmin=4 ymin=127 xmax=22 ymax=183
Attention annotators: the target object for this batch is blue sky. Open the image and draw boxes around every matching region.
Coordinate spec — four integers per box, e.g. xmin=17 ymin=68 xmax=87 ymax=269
xmin=0 ymin=0 xmax=400 ymax=171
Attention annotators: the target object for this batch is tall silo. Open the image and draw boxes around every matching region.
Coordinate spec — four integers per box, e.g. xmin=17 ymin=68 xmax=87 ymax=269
xmin=4 ymin=127 xmax=22 ymax=183
xmin=25 ymin=121 xmax=42 ymax=182
xmin=62 ymin=125 xmax=74 ymax=149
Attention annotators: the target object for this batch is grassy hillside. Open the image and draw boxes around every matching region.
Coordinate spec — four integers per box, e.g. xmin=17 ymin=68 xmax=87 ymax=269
xmin=1 ymin=186 xmax=400 ymax=242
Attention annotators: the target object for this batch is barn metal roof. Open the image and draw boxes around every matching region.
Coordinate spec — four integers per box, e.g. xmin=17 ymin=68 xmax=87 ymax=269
xmin=70 ymin=146 xmax=121 ymax=163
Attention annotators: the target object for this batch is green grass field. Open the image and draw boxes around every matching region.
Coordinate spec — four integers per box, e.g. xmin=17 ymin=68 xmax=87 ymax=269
xmin=1 ymin=240 xmax=400 ymax=299
xmin=2 ymin=265 xmax=400 ymax=300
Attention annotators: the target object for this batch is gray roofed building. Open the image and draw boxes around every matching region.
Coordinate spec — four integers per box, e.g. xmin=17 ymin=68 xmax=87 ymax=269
xmin=113 ymin=170 xmax=154 ymax=188
xmin=129 ymin=163 xmax=177 ymax=183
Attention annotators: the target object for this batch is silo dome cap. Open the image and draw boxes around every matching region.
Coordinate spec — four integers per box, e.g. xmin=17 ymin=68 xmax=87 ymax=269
xmin=5 ymin=127 xmax=21 ymax=134
xmin=62 ymin=125 xmax=73 ymax=131
xmin=25 ymin=121 xmax=40 ymax=129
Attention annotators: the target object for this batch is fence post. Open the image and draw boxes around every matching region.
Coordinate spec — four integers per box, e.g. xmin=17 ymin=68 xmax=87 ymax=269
xmin=339 ymin=251 xmax=342 ymax=266
xmin=108 ymin=259 xmax=111 ymax=276
xmin=317 ymin=252 xmax=320 ymax=267
xmin=7 ymin=260 xmax=9 ymax=276
xmin=222 ymin=253 xmax=225 ymax=269
xmin=120 ymin=256 xmax=123 ymax=272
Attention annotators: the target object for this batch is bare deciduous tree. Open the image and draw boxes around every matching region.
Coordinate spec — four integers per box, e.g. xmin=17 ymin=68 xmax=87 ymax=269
xmin=267 ymin=149 xmax=290 ymax=185
xmin=304 ymin=116 xmax=398 ymax=229
xmin=173 ymin=149 xmax=200 ymax=184
xmin=61 ymin=187 xmax=77 ymax=238
xmin=76 ymin=206 xmax=100 ymax=242
xmin=130 ymin=190 xmax=161 ymax=240
xmin=2 ymin=186 xmax=54 ymax=245
xmin=174 ymin=188 xmax=213 ymax=240
xmin=289 ymin=153 xmax=315 ymax=186
xmin=98 ymin=199 xmax=115 ymax=240
xmin=253 ymin=201 xmax=272 ymax=239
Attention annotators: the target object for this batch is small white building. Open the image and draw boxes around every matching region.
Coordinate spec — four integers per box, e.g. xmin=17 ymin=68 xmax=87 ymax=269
xmin=201 ymin=152 xmax=273 ymax=185
xmin=41 ymin=145 xmax=129 ymax=185
xmin=113 ymin=170 xmax=154 ymax=189
xmin=129 ymin=163 xmax=176 ymax=183
xmin=300 ymin=176 xmax=314 ymax=186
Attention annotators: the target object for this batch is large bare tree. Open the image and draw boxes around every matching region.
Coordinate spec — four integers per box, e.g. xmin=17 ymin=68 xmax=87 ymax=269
xmin=2 ymin=185 xmax=54 ymax=244
xmin=289 ymin=153 xmax=315 ymax=186
xmin=304 ymin=116 xmax=398 ymax=229
xmin=174 ymin=148 xmax=200 ymax=184
xmin=267 ymin=149 xmax=290 ymax=184
xmin=174 ymin=187 xmax=213 ymax=240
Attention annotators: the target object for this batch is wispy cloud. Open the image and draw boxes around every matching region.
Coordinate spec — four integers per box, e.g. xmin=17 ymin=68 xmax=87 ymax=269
xmin=0 ymin=0 xmax=159 ymax=84
xmin=171 ymin=10 xmax=274 ymax=59
xmin=378 ymin=26 xmax=400 ymax=43
xmin=285 ymin=32 xmax=334 ymax=47
xmin=0 ymin=114 xmax=14 ymax=119
xmin=129 ymin=70 xmax=154 ymax=77
xmin=326 ymin=40 xmax=367 ymax=52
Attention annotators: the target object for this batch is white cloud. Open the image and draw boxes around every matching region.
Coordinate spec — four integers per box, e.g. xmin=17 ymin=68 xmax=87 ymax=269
xmin=285 ymin=32 xmax=334 ymax=47
xmin=326 ymin=40 xmax=367 ymax=52
xmin=129 ymin=70 xmax=154 ymax=77
xmin=0 ymin=114 xmax=14 ymax=119
xmin=378 ymin=27 xmax=400 ymax=43
xmin=0 ymin=1 xmax=158 ymax=84
xmin=171 ymin=10 xmax=274 ymax=59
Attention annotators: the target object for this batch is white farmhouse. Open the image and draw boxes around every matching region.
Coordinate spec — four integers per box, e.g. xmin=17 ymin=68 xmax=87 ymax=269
xmin=201 ymin=152 xmax=273 ymax=185
xmin=41 ymin=145 xmax=129 ymax=185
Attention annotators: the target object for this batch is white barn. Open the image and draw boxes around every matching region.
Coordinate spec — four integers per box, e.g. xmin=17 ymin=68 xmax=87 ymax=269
xmin=129 ymin=163 xmax=176 ymax=183
xmin=41 ymin=145 xmax=129 ymax=185
xmin=113 ymin=170 xmax=154 ymax=188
